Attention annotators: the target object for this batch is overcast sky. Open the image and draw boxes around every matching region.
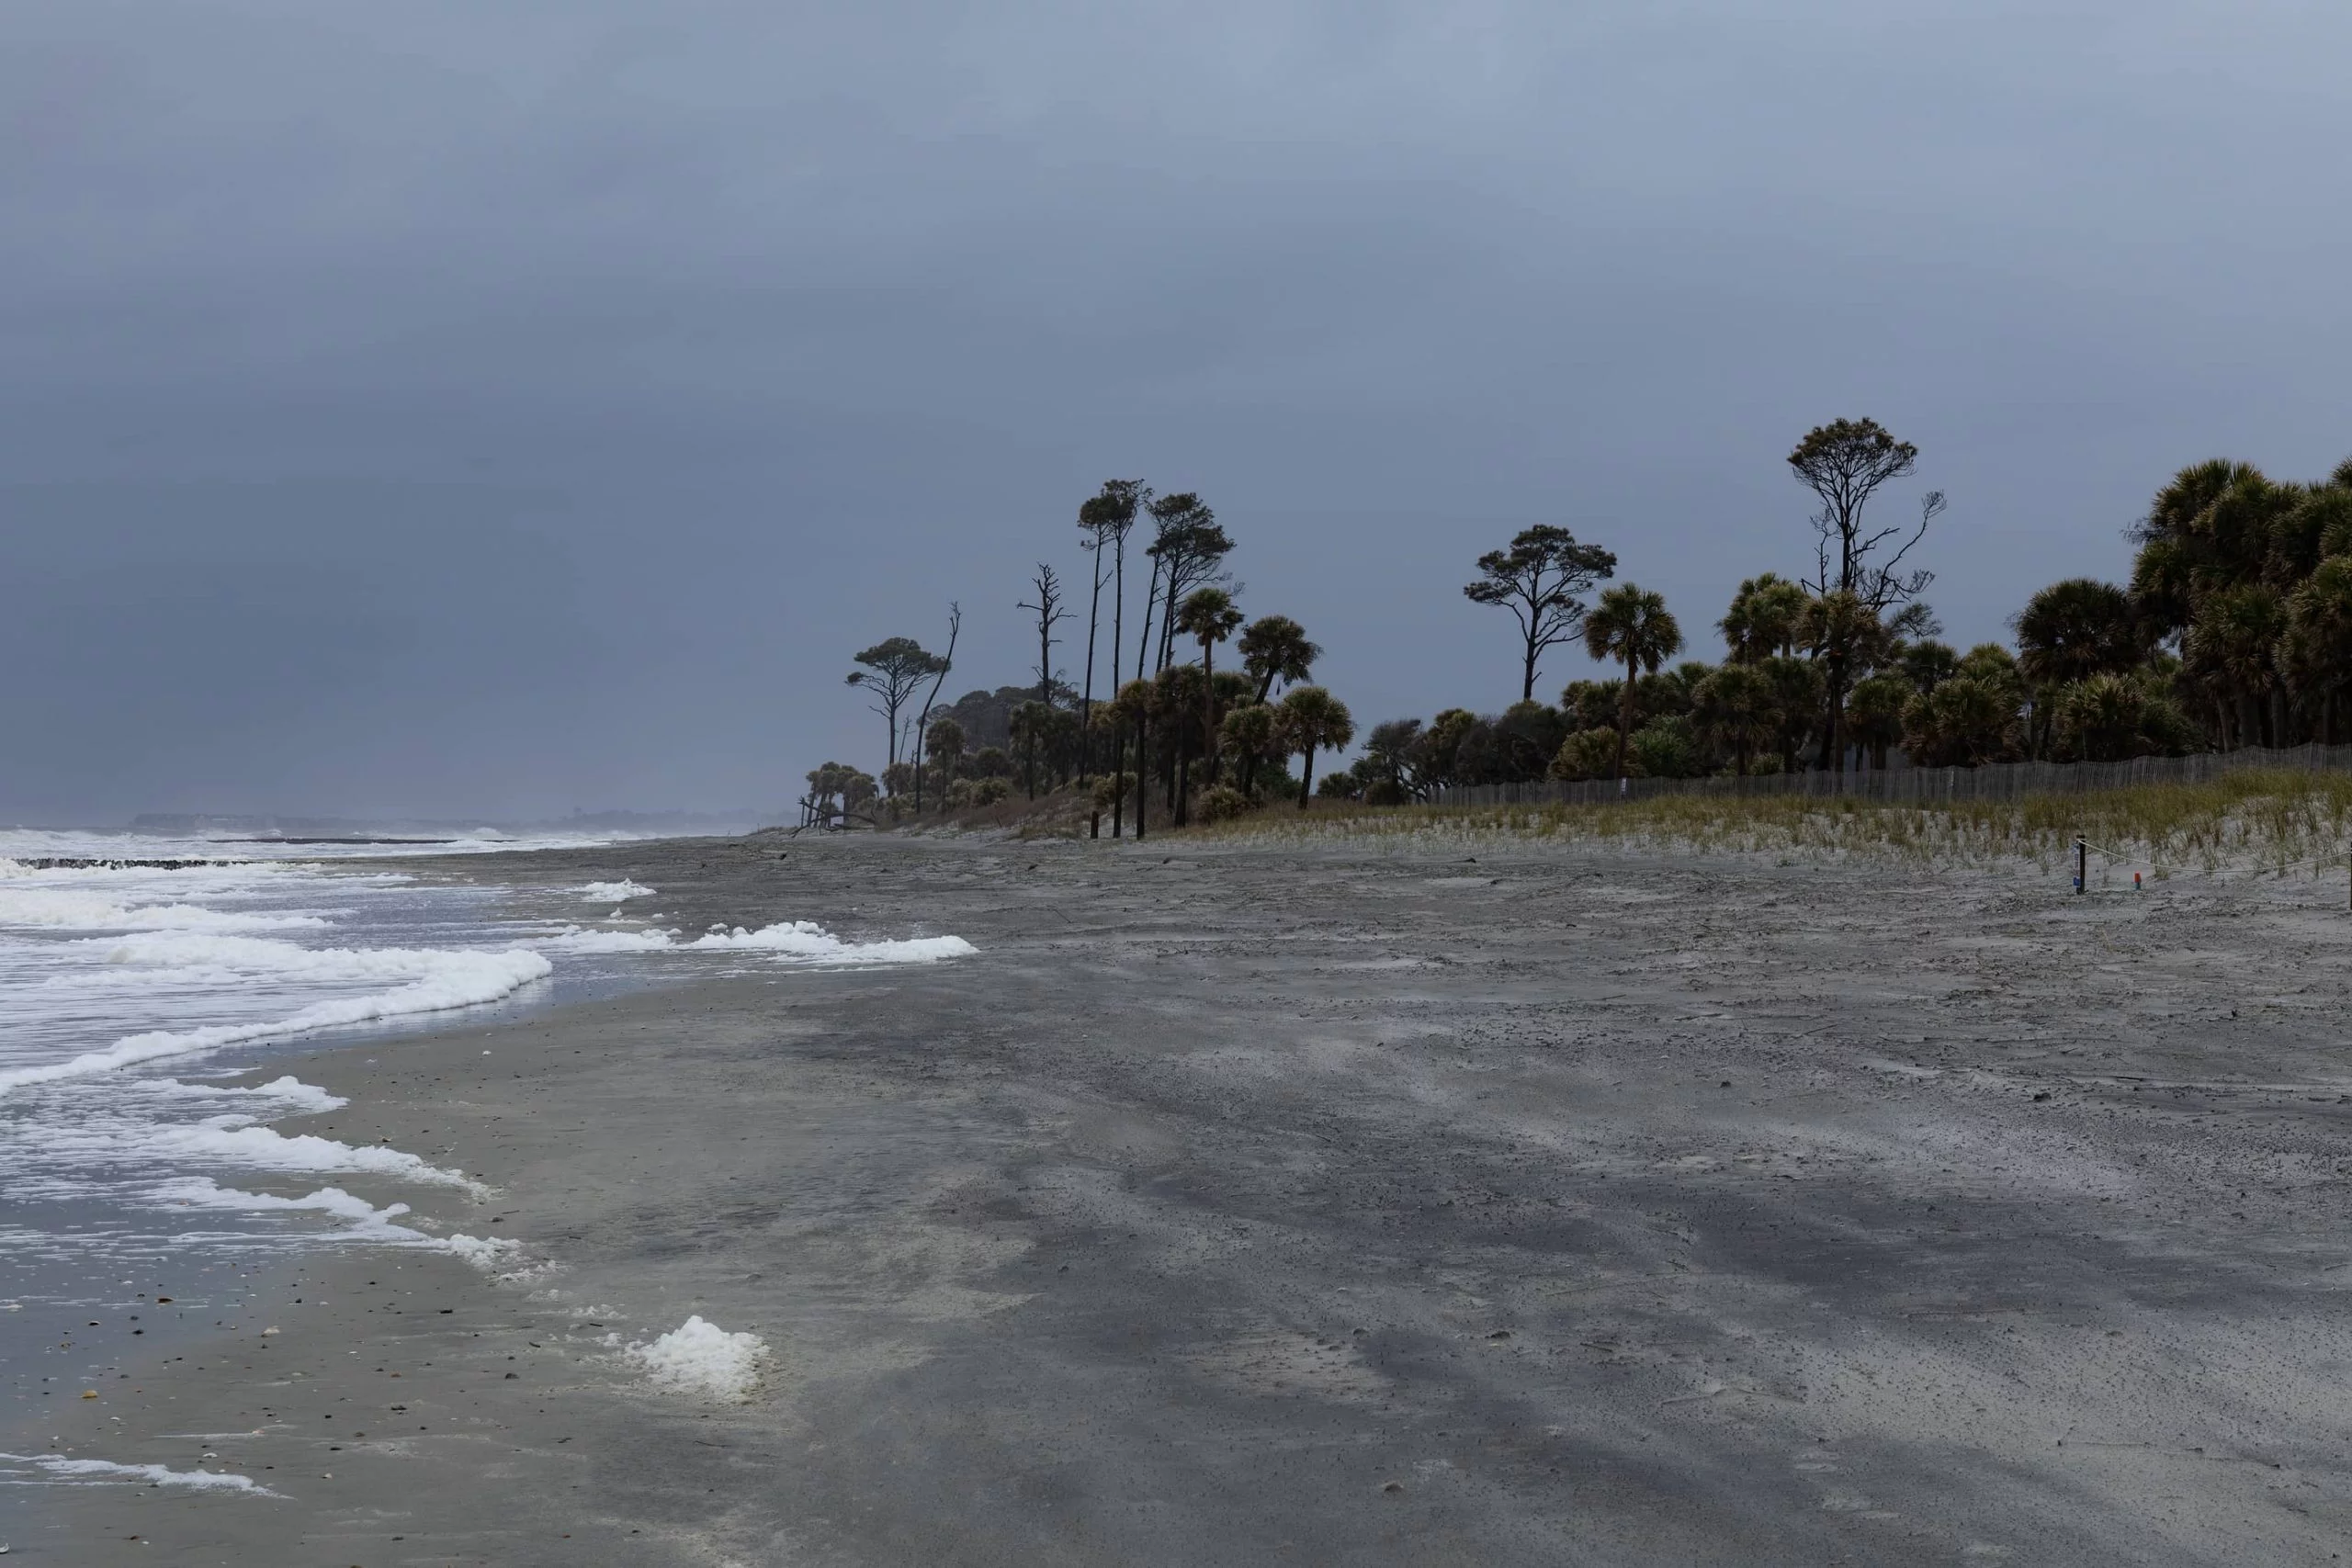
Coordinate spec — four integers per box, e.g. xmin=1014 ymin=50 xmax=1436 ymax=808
xmin=6 ymin=2 xmax=2348 ymax=821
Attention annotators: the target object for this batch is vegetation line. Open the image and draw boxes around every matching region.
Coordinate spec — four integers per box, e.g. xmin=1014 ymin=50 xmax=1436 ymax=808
xmin=1199 ymin=770 xmax=2352 ymax=881
xmin=798 ymin=417 xmax=2352 ymax=842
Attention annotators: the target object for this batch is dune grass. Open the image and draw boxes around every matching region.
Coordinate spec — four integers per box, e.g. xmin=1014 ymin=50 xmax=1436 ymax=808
xmin=1194 ymin=769 xmax=2352 ymax=881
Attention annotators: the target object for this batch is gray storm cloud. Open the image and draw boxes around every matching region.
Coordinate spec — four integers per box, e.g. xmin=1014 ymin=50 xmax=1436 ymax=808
xmin=4 ymin=2 xmax=2347 ymax=818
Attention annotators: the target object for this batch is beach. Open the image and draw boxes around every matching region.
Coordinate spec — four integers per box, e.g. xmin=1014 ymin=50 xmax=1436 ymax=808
xmin=25 ymin=828 xmax=2352 ymax=1565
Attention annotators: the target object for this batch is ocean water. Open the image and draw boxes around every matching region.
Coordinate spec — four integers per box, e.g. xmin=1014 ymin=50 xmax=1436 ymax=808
xmin=0 ymin=829 xmax=973 ymax=1483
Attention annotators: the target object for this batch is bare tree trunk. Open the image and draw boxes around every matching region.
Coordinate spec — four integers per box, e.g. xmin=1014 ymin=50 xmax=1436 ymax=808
xmin=1110 ymin=536 xmax=1128 ymax=836
xmin=1132 ymin=715 xmax=1148 ymax=839
xmin=1615 ymin=653 xmax=1635 ymax=778
xmin=1080 ymin=539 xmax=1104 ymax=780
xmin=1202 ymin=641 xmax=1219 ymax=784
xmin=909 ymin=604 xmax=960 ymax=817
xmin=1297 ymin=745 xmax=1316 ymax=808
xmin=1136 ymin=559 xmax=1161 ymax=689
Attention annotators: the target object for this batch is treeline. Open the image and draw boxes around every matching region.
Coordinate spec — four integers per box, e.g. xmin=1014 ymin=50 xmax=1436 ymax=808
xmin=1330 ymin=425 xmax=2352 ymax=803
xmin=805 ymin=418 xmax=2352 ymax=828
xmin=808 ymin=483 xmax=1349 ymax=833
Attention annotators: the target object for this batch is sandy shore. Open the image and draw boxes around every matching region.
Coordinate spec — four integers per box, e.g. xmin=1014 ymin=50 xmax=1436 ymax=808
xmin=26 ymin=829 xmax=2352 ymax=1564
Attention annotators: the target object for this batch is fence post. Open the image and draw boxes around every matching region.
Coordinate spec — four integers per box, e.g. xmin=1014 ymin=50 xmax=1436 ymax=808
xmin=2075 ymin=836 xmax=2086 ymax=896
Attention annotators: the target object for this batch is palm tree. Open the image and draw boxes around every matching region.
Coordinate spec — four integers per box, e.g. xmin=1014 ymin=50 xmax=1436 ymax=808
xmin=1220 ymin=704 xmax=1278 ymax=801
xmin=1718 ymin=573 xmax=1809 ymax=663
xmin=1584 ymin=584 xmax=1683 ymax=779
xmin=1009 ymin=701 xmax=1053 ymax=800
xmin=2187 ymin=583 xmax=2288 ymax=747
xmin=1759 ymin=655 xmax=1822 ymax=773
xmin=923 ymin=716 xmax=966 ymax=810
xmin=1177 ymin=588 xmax=1246 ymax=782
xmin=1844 ymin=672 xmax=1911 ymax=770
xmin=1238 ymin=615 xmax=1320 ymax=703
xmin=1898 ymin=639 xmax=1960 ymax=694
xmin=1155 ymin=663 xmax=1209 ymax=824
xmin=1277 ymin=687 xmax=1355 ymax=808
xmin=2289 ymin=557 xmax=2352 ymax=743
xmin=1690 ymin=665 xmax=1775 ymax=776
xmin=1111 ymin=679 xmax=1154 ymax=837
xmin=1793 ymin=589 xmax=1887 ymax=773
xmin=2014 ymin=579 xmax=2142 ymax=687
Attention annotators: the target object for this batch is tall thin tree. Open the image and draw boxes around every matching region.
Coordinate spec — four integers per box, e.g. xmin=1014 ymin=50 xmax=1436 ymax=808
xmin=1018 ymin=563 xmax=1070 ymax=709
xmin=1145 ymin=493 xmax=1233 ymax=672
xmin=1078 ymin=481 xmax=1145 ymax=787
xmin=1463 ymin=525 xmax=1619 ymax=702
xmin=908 ymin=604 xmax=960 ymax=815
xmin=1788 ymin=417 xmax=1946 ymax=771
xmin=846 ymin=637 xmax=946 ymax=780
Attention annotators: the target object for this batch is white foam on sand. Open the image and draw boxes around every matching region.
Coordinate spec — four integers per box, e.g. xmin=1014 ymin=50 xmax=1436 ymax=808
xmin=549 ymin=919 xmax=976 ymax=965
xmin=578 ymin=880 xmax=656 ymax=901
xmin=0 ymin=938 xmax=551 ymax=1094
xmin=157 ymin=1178 xmax=516 ymax=1265
xmin=136 ymin=1076 xmax=348 ymax=1114
xmin=0 ymin=1450 xmax=277 ymax=1495
xmin=139 ymin=1121 xmax=482 ymax=1188
xmin=628 ymin=1315 xmax=769 ymax=1401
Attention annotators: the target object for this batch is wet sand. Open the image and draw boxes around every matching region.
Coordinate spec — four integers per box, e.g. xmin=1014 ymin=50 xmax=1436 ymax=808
xmin=27 ymin=829 xmax=2352 ymax=1565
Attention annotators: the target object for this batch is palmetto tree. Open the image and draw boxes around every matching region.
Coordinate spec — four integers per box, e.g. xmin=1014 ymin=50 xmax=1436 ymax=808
xmin=2288 ymin=557 xmax=2352 ymax=743
xmin=1009 ymin=701 xmax=1052 ymax=800
xmin=1843 ymin=672 xmax=1911 ymax=770
xmin=1154 ymin=663 xmax=1210 ymax=824
xmin=1718 ymin=573 xmax=1809 ymax=663
xmin=1277 ymin=687 xmax=1355 ymax=808
xmin=1177 ymin=588 xmax=1246 ymax=780
xmin=1690 ymin=664 xmax=1775 ymax=776
xmin=1794 ymin=589 xmax=1888 ymax=772
xmin=1220 ymin=703 xmax=1278 ymax=800
xmin=1238 ymin=615 xmax=1320 ymax=703
xmin=923 ymin=716 xmax=966 ymax=809
xmin=2186 ymin=583 xmax=2288 ymax=747
xmin=2014 ymin=579 xmax=2141 ymax=687
xmin=1110 ymin=679 xmax=1155 ymax=836
xmin=1584 ymin=584 xmax=1683 ymax=780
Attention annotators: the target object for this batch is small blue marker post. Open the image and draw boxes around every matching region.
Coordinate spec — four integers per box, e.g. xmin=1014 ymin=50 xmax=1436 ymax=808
xmin=2074 ymin=836 xmax=2086 ymax=896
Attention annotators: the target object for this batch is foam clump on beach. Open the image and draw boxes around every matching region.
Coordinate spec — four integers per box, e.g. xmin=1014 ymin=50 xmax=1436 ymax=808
xmin=0 ymin=1450 xmax=277 ymax=1495
xmin=578 ymin=880 xmax=656 ymax=901
xmin=549 ymin=919 xmax=975 ymax=964
xmin=628 ymin=1315 xmax=769 ymax=1401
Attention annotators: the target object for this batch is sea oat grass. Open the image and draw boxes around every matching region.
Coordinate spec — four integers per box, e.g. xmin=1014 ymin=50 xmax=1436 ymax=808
xmin=1194 ymin=769 xmax=2352 ymax=880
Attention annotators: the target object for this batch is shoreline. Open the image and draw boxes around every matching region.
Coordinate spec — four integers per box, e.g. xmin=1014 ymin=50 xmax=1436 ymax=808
xmin=28 ymin=829 xmax=2352 ymax=1564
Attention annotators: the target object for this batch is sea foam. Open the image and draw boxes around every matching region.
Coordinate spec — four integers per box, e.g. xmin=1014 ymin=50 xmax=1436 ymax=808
xmin=0 ymin=1450 xmax=277 ymax=1495
xmin=628 ymin=1315 xmax=769 ymax=1401
xmin=0 ymin=940 xmax=551 ymax=1094
xmin=549 ymin=919 xmax=975 ymax=964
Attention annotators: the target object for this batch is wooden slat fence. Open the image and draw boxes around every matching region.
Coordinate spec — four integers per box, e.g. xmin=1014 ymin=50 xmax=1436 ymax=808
xmin=1427 ymin=744 xmax=2352 ymax=810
